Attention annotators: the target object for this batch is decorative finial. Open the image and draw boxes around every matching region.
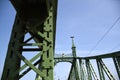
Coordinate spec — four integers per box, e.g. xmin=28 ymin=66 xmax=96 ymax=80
xmin=71 ymin=36 xmax=75 ymax=47
xmin=70 ymin=36 xmax=74 ymax=39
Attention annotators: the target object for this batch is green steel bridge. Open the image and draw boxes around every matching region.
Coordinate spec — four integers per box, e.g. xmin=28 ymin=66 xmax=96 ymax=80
xmin=1 ymin=0 xmax=120 ymax=80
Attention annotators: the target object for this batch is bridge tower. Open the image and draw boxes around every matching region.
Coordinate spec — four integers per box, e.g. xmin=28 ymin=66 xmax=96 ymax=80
xmin=1 ymin=1 xmax=120 ymax=80
xmin=1 ymin=0 xmax=58 ymax=80
xmin=67 ymin=37 xmax=80 ymax=80
xmin=71 ymin=36 xmax=76 ymax=57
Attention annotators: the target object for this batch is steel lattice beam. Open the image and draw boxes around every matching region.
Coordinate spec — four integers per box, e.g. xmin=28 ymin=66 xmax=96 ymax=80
xmin=1 ymin=1 xmax=120 ymax=80
xmin=1 ymin=0 xmax=58 ymax=80
xmin=113 ymin=57 xmax=120 ymax=79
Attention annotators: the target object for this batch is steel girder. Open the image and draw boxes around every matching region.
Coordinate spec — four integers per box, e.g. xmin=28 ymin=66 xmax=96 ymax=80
xmin=113 ymin=56 xmax=120 ymax=79
xmin=67 ymin=51 xmax=120 ymax=80
xmin=1 ymin=0 xmax=120 ymax=80
xmin=1 ymin=15 xmax=25 ymax=80
xmin=1 ymin=0 xmax=58 ymax=80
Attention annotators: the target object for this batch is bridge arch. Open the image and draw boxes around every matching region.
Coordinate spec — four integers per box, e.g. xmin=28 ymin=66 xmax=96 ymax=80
xmin=54 ymin=53 xmax=73 ymax=65
xmin=54 ymin=62 xmax=72 ymax=80
xmin=54 ymin=58 xmax=73 ymax=65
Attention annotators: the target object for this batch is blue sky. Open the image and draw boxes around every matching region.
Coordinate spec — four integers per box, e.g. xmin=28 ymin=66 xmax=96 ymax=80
xmin=56 ymin=0 xmax=120 ymax=56
xmin=1 ymin=0 xmax=120 ymax=80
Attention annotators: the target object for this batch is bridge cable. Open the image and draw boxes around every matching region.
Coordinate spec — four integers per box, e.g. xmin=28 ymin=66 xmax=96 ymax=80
xmin=87 ymin=16 xmax=120 ymax=56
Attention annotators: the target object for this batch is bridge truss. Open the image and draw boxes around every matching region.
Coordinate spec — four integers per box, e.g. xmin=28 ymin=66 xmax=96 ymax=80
xmin=54 ymin=37 xmax=120 ymax=80
xmin=55 ymin=51 xmax=120 ymax=80
xmin=1 ymin=0 xmax=120 ymax=80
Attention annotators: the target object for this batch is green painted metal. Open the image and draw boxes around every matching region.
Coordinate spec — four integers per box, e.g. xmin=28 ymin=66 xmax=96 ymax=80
xmin=55 ymin=37 xmax=120 ymax=80
xmin=2 ymin=0 xmax=57 ymax=80
xmin=86 ymin=59 xmax=92 ymax=80
xmin=19 ymin=59 xmax=41 ymax=79
xmin=1 ymin=0 xmax=120 ymax=80
xmin=17 ymin=52 xmax=50 ymax=80
xmin=79 ymin=59 xmax=85 ymax=80
xmin=54 ymin=50 xmax=74 ymax=64
xmin=68 ymin=62 xmax=76 ymax=80
xmin=71 ymin=36 xmax=76 ymax=57
xmin=1 ymin=15 xmax=25 ymax=80
xmin=96 ymin=58 xmax=115 ymax=80
xmin=71 ymin=37 xmax=80 ymax=80
xmin=73 ymin=60 xmax=80 ymax=80
xmin=67 ymin=37 xmax=80 ymax=80
xmin=96 ymin=59 xmax=105 ymax=80
xmin=99 ymin=59 xmax=115 ymax=80
xmin=84 ymin=51 xmax=120 ymax=59
xmin=35 ymin=7 xmax=55 ymax=80
xmin=113 ymin=57 xmax=120 ymax=79
xmin=18 ymin=51 xmax=44 ymax=73
xmin=89 ymin=62 xmax=99 ymax=80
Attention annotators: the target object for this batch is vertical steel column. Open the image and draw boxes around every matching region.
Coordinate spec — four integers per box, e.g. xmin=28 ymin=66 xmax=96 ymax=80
xmin=113 ymin=57 xmax=120 ymax=79
xmin=73 ymin=59 xmax=80 ymax=80
xmin=96 ymin=59 xmax=105 ymax=80
xmin=99 ymin=59 xmax=115 ymax=80
xmin=96 ymin=58 xmax=115 ymax=79
xmin=35 ymin=7 xmax=54 ymax=80
xmin=68 ymin=62 xmax=75 ymax=80
xmin=85 ymin=59 xmax=92 ymax=80
xmin=1 ymin=15 xmax=25 ymax=80
xmin=71 ymin=37 xmax=80 ymax=80
xmin=71 ymin=36 xmax=76 ymax=57
xmin=79 ymin=59 xmax=85 ymax=80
